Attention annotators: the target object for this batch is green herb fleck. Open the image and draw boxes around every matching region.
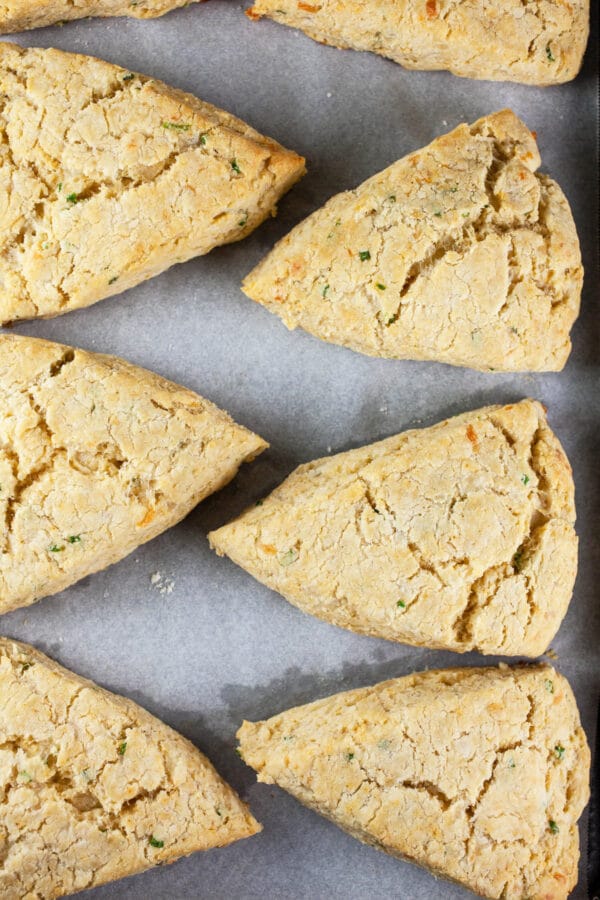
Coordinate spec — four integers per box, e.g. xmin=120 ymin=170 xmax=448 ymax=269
xmin=57 ymin=183 xmax=62 ymax=192
xmin=122 ymin=73 xmax=135 ymax=81
xmin=162 ymin=121 xmax=191 ymax=131
xmin=554 ymin=744 xmax=565 ymax=760
xmin=397 ymin=600 xmax=406 ymax=609
xmin=510 ymin=326 xmax=519 ymax=335
xmin=215 ymin=807 xmax=222 ymax=817
xmin=512 ymin=550 xmax=523 ymax=572
xmin=66 ymin=192 xmax=79 ymax=204
xmin=278 ymin=548 xmax=298 ymax=567
xmin=282 ymin=735 xmax=295 ymax=742
xmin=108 ymin=275 xmax=119 ymax=285
xmin=117 ymin=741 xmax=127 ymax=756
xmin=255 ymin=499 xmax=264 ymax=506
xmin=149 ymin=835 xmax=164 ymax=848
xmin=387 ymin=194 xmax=396 ymax=202
xmin=461 ymin=212 xmax=470 ymax=218
xmin=545 ymin=679 xmax=554 ymax=694
xmin=386 ymin=313 xmax=399 ymax=326
xmin=507 ymin=758 xmax=516 ymax=769
xmin=546 ymin=44 xmax=555 ymax=62
xmin=321 ymin=284 xmax=330 ymax=298
xmin=199 ymin=134 xmax=207 ymax=145
xmin=521 ymin=474 xmax=530 ymax=486
xmin=238 ymin=213 xmax=248 ymax=228
xmin=433 ymin=210 xmax=442 ymax=217
xmin=67 ymin=534 xmax=81 ymax=543
xmin=21 ymin=661 xmax=32 ymax=672
xmin=18 ymin=771 xmax=32 ymax=782
xmin=358 ymin=250 xmax=371 ymax=261
xmin=231 ymin=159 xmax=242 ymax=174
xmin=49 ymin=544 xmax=65 ymax=553
xmin=375 ymin=283 xmax=386 ymax=291
xmin=449 ymin=186 xmax=458 ymax=193
xmin=235 ymin=747 xmax=242 ymax=757
xmin=345 ymin=752 xmax=355 ymax=761
xmin=548 ymin=819 xmax=559 ymax=834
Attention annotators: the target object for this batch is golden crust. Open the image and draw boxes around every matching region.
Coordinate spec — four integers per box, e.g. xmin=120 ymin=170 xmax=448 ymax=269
xmin=248 ymin=0 xmax=590 ymax=85
xmin=0 ymin=42 xmax=305 ymax=323
xmin=0 ymin=637 xmax=261 ymax=899
xmin=243 ymin=110 xmax=582 ymax=372
xmin=238 ymin=664 xmax=590 ymax=900
xmin=210 ymin=400 xmax=577 ymax=656
xmin=0 ymin=333 xmax=267 ymax=614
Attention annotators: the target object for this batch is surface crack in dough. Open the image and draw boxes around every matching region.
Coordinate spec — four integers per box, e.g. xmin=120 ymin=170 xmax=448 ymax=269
xmin=0 ymin=638 xmax=261 ymax=897
xmin=242 ymin=110 xmax=582 ymax=372
xmin=0 ymin=333 xmax=267 ymax=614
xmin=237 ymin=665 xmax=590 ymax=900
xmin=209 ymin=399 xmax=576 ymax=656
xmin=0 ymin=42 xmax=305 ymax=324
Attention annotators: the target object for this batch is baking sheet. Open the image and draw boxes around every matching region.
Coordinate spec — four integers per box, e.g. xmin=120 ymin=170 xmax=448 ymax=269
xmin=4 ymin=3 xmax=599 ymax=897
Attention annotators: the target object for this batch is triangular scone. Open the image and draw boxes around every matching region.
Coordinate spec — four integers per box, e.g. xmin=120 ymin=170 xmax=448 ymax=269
xmin=0 ymin=43 xmax=305 ymax=324
xmin=210 ymin=400 xmax=576 ymax=656
xmin=0 ymin=334 xmax=267 ymax=614
xmin=1 ymin=0 xmax=204 ymax=33
xmin=243 ymin=110 xmax=582 ymax=372
xmin=0 ymin=638 xmax=261 ymax=899
xmin=247 ymin=0 xmax=589 ymax=86
xmin=239 ymin=665 xmax=590 ymax=900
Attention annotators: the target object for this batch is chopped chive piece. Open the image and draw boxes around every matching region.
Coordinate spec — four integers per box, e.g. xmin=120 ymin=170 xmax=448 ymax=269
xmin=238 ymin=213 xmax=248 ymax=227
xmin=231 ymin=159 xmax=241 ymax=174
xmin=387 ymin=194 xmax=396 ymax=202
xmin=386 ymin=313 xmax=399 ymax=326
xmin=433 ymin=210 xmax=442 ymax=217
xmin=57 ymin=183 xmax=62 ymax=192
xmin=117 ymin=741 xmax=127 ymax=756
xmin=521 ymin=474 xmax=530 ymax=485
xmin=512 ymin=550 xmax=523 ymax=571
xmin=554 ymin=744 xmax=565 ymax=760
xmin=345 ymin=752 xmax=354 ymax=761
xmin=199 ymin=134 xmax=207 ymax=145
xmin=18 ymin=771 xmax=32 ymax=782
xmin=548 ymin=819 xmax=559 ymax=834
xmin=21 ymin=661 xmax=32 ymax=672
xmin=66 ymin=193 xmax=79 ymax=204
xmin=545 ymin=679 xmax=554 ymax=694
xmin=162 ymin=121 xmax=191 ymax=131
xmin=397 ymin=600 xmax=406 ymax=608
xmin=108 ymin=275 xmax=118 ymax=285
xmin=321 ymin=284 xmax=330 ymax=297
xmin=149 ymin=835 xmax=164 ymax=848
xmin=546 ymin=44 xmax=555 ymax=61
xmin=49 ymin=544 xmax=64 ymax=553
xmin=255 ymin=499 xmax=264 ymax=506
xmin=278 ymin=548 xmax=298 ymax=567
xmin=122 ymin=73 xmax=135 ymax=81
xmin=375 ymin=283 xmax=386 ymax=291
xmin=358 ymin=250 xmax=371 ymax=261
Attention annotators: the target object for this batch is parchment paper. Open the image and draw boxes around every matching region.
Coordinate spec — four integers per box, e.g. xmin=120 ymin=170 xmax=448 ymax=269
xmin=4 ymin=3 xmax=599 ymax=897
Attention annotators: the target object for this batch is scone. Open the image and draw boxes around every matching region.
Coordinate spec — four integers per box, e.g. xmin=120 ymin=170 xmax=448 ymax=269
xmin=0 ymin=333 xmax=267 ymax=614
xmin=209 ymin=400 xmax=577 ymax=656
xmin=0 ymin=42 xmax=305 ymax=323
xmin=238 ymin=664 xmax=590 ymax=900
xmin=246 ymin=0 xmax=589 ymax=86
xmin=0 ymin=637 xmax=261 ymax=899
xmin=242 ymin=110 xmax=582 ymax=372
xmin=1 ymin=0 xmax=204 ymax=33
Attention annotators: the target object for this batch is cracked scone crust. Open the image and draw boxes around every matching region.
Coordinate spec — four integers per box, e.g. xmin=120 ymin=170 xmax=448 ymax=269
xmin=238 ymin=665 xmax=590 ymax=900
xmin=0 ymin=333 xmax=267 ymax=614
xmin=243 ymin=110 xmax=582 ymax=372
xmin=0 ymin=42 xmax=305 ymax=323
xmin=247 ymin=0 xmax=589 ymax=85
xmin=0 ymin=638 xmax=261 ymax=900
xmin=0 ymin=0 xmax=204 ymax=33
xmin=210 ymin=400 xmax=576 ymax=656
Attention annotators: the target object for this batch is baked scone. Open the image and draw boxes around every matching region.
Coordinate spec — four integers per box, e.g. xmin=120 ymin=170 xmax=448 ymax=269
xmin=210 ymin=400 xmax=577 ymax=656
xmin=0 ymin=637 xmax=260 ymax=899
xmin=238 ymin=664 xmax=590 ymax=900
xmin=0 ymin=333 xmax=267 ymax=614
xmin=0 ymin=42 xmax=305 ymax=323
xmin=1 ymin=0 xmax=204 ymax=33
xmin=246 ymin=0 xmax=589 ymax=86
xmin=243 ymin=110 xmax=582 ymax=372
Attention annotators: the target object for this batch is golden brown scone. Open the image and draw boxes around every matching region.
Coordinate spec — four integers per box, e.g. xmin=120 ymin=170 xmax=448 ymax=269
xmin=0 ymin=333 xmax=267 ymax=614
xmin=247 ymin=0 xmax=589 ymax=85
xmin=0 ymin=637 xmax=261 ymax=899
xmin=0 ymin=42 xmax=305 ymax=323
xmin=210 ymin=400 xmax=576 ymax=656
xmin=238 ymin=664 xmax=590 ymax=900
xmin=243 ymin=110 xmax=582 ymax=372
xmin=1 ymin=0 xmax=203 ymax=32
